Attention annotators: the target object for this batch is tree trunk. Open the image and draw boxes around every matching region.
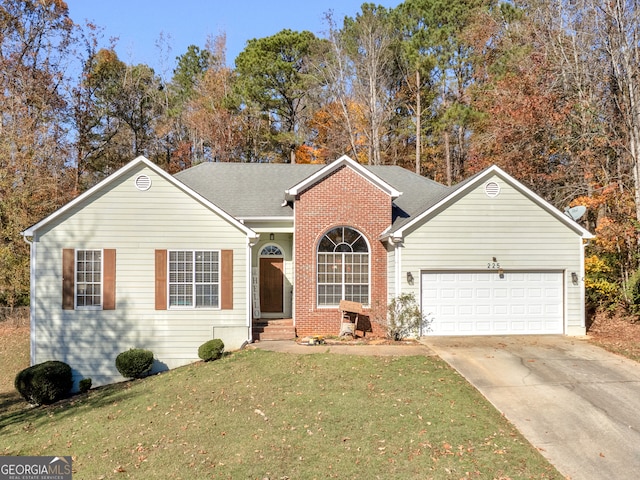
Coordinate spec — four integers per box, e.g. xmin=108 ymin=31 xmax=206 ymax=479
xmin=415 ymin=69 xmax=421 ymax=175
xmin=444 ymin=130 xmax=452 ymax=186
xmin=603 ymin=0 xmax=640 ymax=222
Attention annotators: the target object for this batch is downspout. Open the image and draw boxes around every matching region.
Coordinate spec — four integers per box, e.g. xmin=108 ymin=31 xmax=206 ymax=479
xmin=388 ymin=235 xmax=403 ymax=299
xmin=22 ymin=233 xmax=36 ymax=366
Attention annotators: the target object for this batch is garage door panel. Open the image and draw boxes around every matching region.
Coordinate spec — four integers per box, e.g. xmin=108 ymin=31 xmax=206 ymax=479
xmin=441 ymin=305 xmax=456 ymax=315
xmin=441 ymin=288 xmax=456 ymax=299
xmin=527 ymin=288 xmax=543 ymax=297
xmin=459 ymin=322 xmax=475 ymax=332
xmin=545 ymin=304 xmax=560 ymax=314
xmin=528 ymin=305 xmax=543 ymax=314
xmin=459 ymin=288 xmax=473 ymax=299
xmin=495 ymin=286 xmax=508 ymax=293
xmin=511 ymin=288 xmax=525 ymax=298
xmin=477 ymin=288 xmax=491 ymax=298
xmin=477 ymin=321 xmax=492 ymax=331
xmin=494 ymin=320 xmax=509 ymax=330
xmin=422 ymin=271 xmax=564 ymax=335
xmin=494 ymin=305 xmax=508 ymax=315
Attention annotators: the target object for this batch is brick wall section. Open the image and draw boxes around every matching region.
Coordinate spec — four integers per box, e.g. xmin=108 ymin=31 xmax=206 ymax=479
xmin=294 ymin=165 xmax=391 ymax=337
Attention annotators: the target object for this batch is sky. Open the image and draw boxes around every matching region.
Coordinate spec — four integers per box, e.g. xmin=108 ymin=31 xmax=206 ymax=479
xmin=65 ymin=0 xmax=401 ymax=77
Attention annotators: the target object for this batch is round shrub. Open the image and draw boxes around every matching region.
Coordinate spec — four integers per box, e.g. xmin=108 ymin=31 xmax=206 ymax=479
xmin=198 ymin=339 xmax=225 ymax=362
xmin=15 ymin=360 xmax=72 ymax=405
xmin=78 ymin=378 xmax=92 ymax=393
xmin=115 ymin=349 xmax=154 ymax=379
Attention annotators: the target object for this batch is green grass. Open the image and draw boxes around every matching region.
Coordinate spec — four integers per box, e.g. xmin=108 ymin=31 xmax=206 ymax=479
xmin=0 ymin=325 xmax=30 ymax=414
xmin=1 ymin=347 xmax=561 ymax=479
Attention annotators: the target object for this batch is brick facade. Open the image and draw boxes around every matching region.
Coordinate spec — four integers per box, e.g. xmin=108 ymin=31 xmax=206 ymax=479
xmin=293 ymin=165 xmax=391 ymax=337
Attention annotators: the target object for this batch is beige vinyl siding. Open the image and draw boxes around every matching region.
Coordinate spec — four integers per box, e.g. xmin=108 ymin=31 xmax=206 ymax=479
xmin=400 ymin=175 xmax=585 ymax=334
xmin=32 ymin=164 xmax=250 ymax=387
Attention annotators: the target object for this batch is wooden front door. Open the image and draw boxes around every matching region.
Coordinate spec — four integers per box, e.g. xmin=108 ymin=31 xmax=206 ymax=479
xmin=260 ymin=257 xmax=284 ymax=313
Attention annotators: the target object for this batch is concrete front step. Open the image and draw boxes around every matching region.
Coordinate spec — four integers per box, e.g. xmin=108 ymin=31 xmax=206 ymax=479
xmin=252 ymin=319 xmax=295 ymax=341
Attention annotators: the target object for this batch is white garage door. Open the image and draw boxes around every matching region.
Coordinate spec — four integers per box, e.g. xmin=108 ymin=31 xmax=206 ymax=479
xmin=421 ymin=271 xmax=564 ymax=335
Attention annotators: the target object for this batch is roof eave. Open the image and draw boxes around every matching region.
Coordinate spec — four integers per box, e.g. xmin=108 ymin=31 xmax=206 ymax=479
xmin=22 ymin=155 xmax=153 ymax=237
xmin=285 ymin=155 xmax=402 ymax=200
xmin=22 ymin=156 xmax=259 ymax=240
xmin=391 ymin=165 xmax=594 ymax=240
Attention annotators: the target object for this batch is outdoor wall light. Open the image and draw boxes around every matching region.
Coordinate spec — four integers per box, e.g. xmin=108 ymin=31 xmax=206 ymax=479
xmin=498 ymin=268 xmax=504 ymax=279
xmin=571 ymin=272 xmax=579 ymax=285
xmin=407 ymin=271 xmax=414 ymax=285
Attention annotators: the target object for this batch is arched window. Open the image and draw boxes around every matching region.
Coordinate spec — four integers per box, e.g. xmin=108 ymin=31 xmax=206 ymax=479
xmin=260 ymin=245 xmax=283 ymax=256
xmin=317 ymin=226 xmax=369 ymax=306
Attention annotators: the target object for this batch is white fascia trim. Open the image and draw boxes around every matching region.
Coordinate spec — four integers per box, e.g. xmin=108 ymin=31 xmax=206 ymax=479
xmin=22 ymin=156 xmax=259 ymax=242
xmin=284 ymin=155 xmax=402 ymax=200
xmin=22 ymin=156 xmax=151 ymax=236
xmin=487 ymin=166 xmax=594 ymax=238
xmin=389 ymin=165 xmax=594 ymax=240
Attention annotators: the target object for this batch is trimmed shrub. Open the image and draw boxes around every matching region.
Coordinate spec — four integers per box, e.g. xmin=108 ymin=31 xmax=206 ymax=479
xmin=198 ymin=339 xmax=225 ymax=361
xmin=78 ymin=378 xmax=92 ymax=393
xmin=15 ymin=361 xmax=72 ymax=405
xmin=115 ymin=349 xmax=154 ymax=379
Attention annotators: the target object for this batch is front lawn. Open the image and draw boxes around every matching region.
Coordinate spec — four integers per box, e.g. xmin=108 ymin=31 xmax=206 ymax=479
xmin=0 ymin=339 xmax=560 ymax=479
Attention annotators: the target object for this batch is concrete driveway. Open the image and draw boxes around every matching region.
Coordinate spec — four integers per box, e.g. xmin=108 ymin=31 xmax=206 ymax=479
xmin=423 ymin=335 xmax=640 ymax=480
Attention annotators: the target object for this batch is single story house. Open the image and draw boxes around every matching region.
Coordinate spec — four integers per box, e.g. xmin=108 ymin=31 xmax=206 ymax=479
xmin=22 ymin=155 xmax=593 ymax=387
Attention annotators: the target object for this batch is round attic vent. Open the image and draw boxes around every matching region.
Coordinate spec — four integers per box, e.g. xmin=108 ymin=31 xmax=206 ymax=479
xmin=134 ymin=174 xmax=152 ymax=191
xmin=484 ymin=181 xmax=500 ymax=198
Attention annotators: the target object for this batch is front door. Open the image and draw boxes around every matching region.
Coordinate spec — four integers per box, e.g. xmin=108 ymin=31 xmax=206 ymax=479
xmin=260 ymin=257 xmax=284 ymax=313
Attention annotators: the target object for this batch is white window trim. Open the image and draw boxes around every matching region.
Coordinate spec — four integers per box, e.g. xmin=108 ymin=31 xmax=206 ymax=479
xmin=316 ymin=227 xmax=371 ymax=308
xmin=75 ymin=248 xmax=103 ymax=310
xmin=167 ymin=249 xmax=221 ymax=310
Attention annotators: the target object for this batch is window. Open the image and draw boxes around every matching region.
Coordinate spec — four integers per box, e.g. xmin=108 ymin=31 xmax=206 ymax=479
xmin=260 ymin=245 xmax=283 ymax=256
xmin=317 ymin=227 xmax=369 ymax=306
xmin=63 ymin=249 xmax=115 ymax=310
xmin=76 ymin=250 xmax=103 ymax=308
xmin=168 ymin=250 xmax=220 ymax=308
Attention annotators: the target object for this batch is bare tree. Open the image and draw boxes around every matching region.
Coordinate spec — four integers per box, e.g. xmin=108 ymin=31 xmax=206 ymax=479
xmin=343 ymin=4 xmax=399 ymax=165
xmin=598 ymin=0 xmax=640 ymax=222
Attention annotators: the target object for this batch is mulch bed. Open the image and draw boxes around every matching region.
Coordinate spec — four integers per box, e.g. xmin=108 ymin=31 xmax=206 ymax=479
xmin=587 ymin=310 xmax=640 ymax=360
xmin=297 ymin=335 xmax=420 ymax=347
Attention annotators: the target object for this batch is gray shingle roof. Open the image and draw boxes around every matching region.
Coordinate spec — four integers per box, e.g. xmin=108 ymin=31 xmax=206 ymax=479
xmin=367 ymin=165 xmax=451 ymax=229
xmin=174 ymin=163 xmax=323 ymax=218
xmin=174 ymin=162 xmax=452 ymax=228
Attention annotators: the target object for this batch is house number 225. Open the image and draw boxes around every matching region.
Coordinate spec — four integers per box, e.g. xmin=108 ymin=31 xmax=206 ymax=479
xmin=487 ymin=262 xmax=500 ymax=269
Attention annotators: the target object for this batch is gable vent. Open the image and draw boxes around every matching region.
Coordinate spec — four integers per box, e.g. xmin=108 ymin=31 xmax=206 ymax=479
xmin=134 ymin=174 xmax=152 ymax=191
xmin=484 ymin=181 xmax=500 ymax=198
